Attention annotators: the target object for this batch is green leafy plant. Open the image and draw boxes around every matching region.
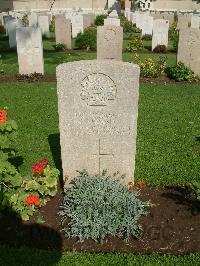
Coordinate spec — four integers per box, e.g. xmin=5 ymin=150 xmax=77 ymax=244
xmin=0 ymin=110 xmax=59 ymax=221
xmin=50 ymin=15 xmax=55 ymax=32
xmin=169 ymin=22 xmax=178 ymax=52
xmin=0 ymin=25 xmax=5 ymax=34
xmin=53 ymin=43 xmax=67 ymax=51
xmin=142 ymin=34 xmax=152 ymax=41
xmin=94 ymin=15 xmax=107 ymax=26
xmin=0 ymin=55 xmax=4 ymax=74
xmin=189 ymin=181 xmax=200 ymax=201
xmin=22 ymin=14 xmax=29 ymax=27
xmin=120 ymin=15 xmax=140 ymax=33
xmin=153 ymin=45 xmax=167 ymax=53
xmin=75 ymin=27 xmax=97 ymax=51
xmin=134 ymin=54 xmax=167 ymax=78
xmin=126 ymin=36 xmax=144 ymax=52
xmin=59 ymin=170 xmax=151 ymax=243
xmin=165 ymin=62 xmax=200 ymax=82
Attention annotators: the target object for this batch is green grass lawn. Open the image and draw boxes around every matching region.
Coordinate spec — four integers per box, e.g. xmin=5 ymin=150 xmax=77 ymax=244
xmin=0 ymin=246 xmax=200 ymax=266
xmin=0 ymin=82 xmax=199 ymax=185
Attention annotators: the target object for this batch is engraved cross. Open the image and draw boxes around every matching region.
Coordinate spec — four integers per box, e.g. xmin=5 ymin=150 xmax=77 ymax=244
xmin=93 ymin=138 xmax=114 ymax=175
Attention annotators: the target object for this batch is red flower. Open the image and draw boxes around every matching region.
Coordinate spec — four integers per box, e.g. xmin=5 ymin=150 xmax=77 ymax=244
xmin=0 ymin=110 xmax=7 ymax=124
xmin=32 ymin=158 xmax=48 ymax=175
xmin=24 ymin=195 xmax=40 ymax=206
xmin=138 ymin=181 xmax=145 ymax=187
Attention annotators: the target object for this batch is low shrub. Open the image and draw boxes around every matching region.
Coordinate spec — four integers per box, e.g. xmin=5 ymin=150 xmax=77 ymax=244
xmin=22 ymin=14 xmax=29 ymax=27
xmin=94 ymin=15 xmax=107 ymax=26
xmin=0 ymin=110 xmax=59 ymax=221
xmin=53 ymin=43 xmax=67 ymax=52
xmin=50 ymin=15 xmax=55 ymax=32
xmin=126 ymin=36 xmax=144 ymax=52
xmin=120 ymin=15 xmax=138 ymax=33
xmin=153 ymin=45 xmax=167 ymax=53
xmin=75 ymin=27 xmax=97 ymax=50
xmin=142 ymin=34 xmax=152 ymax=41
xmin=189 ymin=181 xmax=200 ymax=201
xmin=133 ymin=54 xmax=167 ymax=78
xmin=59 ymin=170 xmax=151 ymax=242
xmin=165 ymin=62 xmax=200 ymax=82
xmin=0 ymin=25 xmax=5 ymax=34
xmin=169 ymin=22 xmax=178 ymax=52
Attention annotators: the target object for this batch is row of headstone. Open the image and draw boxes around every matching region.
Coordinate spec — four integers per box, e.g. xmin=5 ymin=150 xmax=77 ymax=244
xmin=177 ymin=14 xmax=200 ymax=29
xmin=125 ymin=11 xmax=169 ymax=50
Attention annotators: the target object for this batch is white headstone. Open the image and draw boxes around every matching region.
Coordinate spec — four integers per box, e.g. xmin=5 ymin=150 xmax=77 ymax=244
xmin=191 ymin=16 xmax=200 ymax=29
xmin=16 ymin=27 xmax=44 ymax=74
xmin=152 ymin=19 xmax=169 ymax=51
xmin=28 ymin=12 xmax=38 ymax=27
xmin=56 ymin=60 xmax=140 ymax=186
xmin=38 ymin=15 xmax=50 ymax=37
xmin=7 ymin=18 xmax=23 ymax=48
xmin=104 ymin=17 xmax=120 ymax=26
xmin=142 ymin=15 xmax=153 ymax=36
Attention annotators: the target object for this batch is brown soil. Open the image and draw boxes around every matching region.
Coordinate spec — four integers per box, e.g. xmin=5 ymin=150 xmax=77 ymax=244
xmin=0 ymin=186 xmax=200 ymax=254
xmin=0 ymin=74 xmax=200 ymax=85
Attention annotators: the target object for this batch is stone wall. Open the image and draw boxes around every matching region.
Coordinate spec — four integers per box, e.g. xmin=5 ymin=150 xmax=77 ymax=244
xmin=3 ymin=0 xmax=108 ymax=11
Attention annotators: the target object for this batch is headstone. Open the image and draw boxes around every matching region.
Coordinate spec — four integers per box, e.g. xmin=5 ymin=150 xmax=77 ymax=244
xmin=70 ymin=14 xmax=84 ymax=38
xmin=83 ymin=13 xmax=95 ymax=29
xmin=191 ymin=16 xmax=200 ymax=29
xmin=56 ymin=60 xmax=140 ymax=186
xmin=28 ymin=12 xmax=38 ymax=27
xmin=177 ymin=28 xmax=200 ymax=76
xmin=16 ymin=27 xmax=44 ymax=75
xmin=177 ymin=15 xmax=190 ymax=29
xmin=152 ymin=19 xmax=169 ymax=51
xmin=3 ymin=15 xmax=13 ymax=35
xmin=38 ymin=15 xmax=50 ymax=37
xmin=97 ymin=25 xmax=123 ymax=61
xmin=109 ymin=10 xmax=118 ymax=18
xmin=104 ymin=17 xmax=120 ymax=26
xmin=55 ymin=15 xmax=72 ymax=49
xmin=142 ymin=15 xmax=153 ymax=36
xmin=7 ymin=18 xmax=23 ymax=48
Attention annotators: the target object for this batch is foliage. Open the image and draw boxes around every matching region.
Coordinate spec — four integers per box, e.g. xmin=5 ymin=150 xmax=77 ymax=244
xmin=53 ymin=43 xmax=67 ymax=52
xmin=165 ymin=62 xmax=200 ymax=82
xmin=189 ymin=181 xmax=200 ymax=201
xmin=120 ymin=15 xmax=140 ymax=33
xmin=0 ymin=111 xmax=59 ymax=221
xmin=0 ymin=25 xmax=5 ymax=34
xmin=169 ymin=22 xmax=178 ymax=52
xmin=50 ymin=15 xmax=55 ymax=32
xmin=94 ymin=15 xmax=107 ymax=26
xmin=134 ymin=53 xmax=167 ymax=78
xmin=142 ymin=34 xmax=152 ymax=41
xmin=153 ymin=45 xmax=167 ymax=53
xmin=0 ymin=55 xmax=4 ymax=74
xmin=59 ymin=170 xmax=151 ymax=243
xmin=75 ymin=27 xmax=97 ymax=51
xmin=22 ymin=14 xmax=29 ymax=27
xmin=126 ymin=36 xmax=144 ymax=52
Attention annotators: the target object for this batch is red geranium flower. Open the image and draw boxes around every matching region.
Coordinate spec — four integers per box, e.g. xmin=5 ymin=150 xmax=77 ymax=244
xmin=0 ymin=110 xmax=7 ymax=124
xmin=138 ymin=181 xmax=145 ymax=187
xmin=31 ymin=158 xmax=48 ymax=175
xmin=24 ymin=195 xmax=40 ymax=206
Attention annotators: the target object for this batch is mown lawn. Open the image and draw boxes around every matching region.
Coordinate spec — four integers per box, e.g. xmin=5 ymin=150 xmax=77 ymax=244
xmin=0 ymin=246 xmax=199 ymax=266
xmin=0 ymin=82 xmax=199 ymax=185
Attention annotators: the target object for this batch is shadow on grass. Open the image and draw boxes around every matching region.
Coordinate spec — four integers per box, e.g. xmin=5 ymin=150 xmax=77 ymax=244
xmin=161 ymin=186 xmax=200 ymax=216
xmin=0 ymin=210 xmax=63 ymax=262
xmin=48 ymin=133 xmax=64 ymax=189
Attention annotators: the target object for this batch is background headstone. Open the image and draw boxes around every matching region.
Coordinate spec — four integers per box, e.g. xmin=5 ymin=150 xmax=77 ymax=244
xmin=7 ymin=18 xmax=23 ymax=48
xmin=142 ymin=15 xmax=153 ymax=36
xmin=97 ymin=25 xmax=123 ymax=61
xmin=152 ymin=19 xmax=169 ymax=50
xmin=38 ymin=15 xmax=50 ymax=37
xmin=16 ymin=27 xmax=44 ymax=74
xmin=28 ymin=12 xmax=38 ymax=27
xmin=55 ymin=15 xmax=72 ymax=49
xmin=56 ymin=60 xmax=140 ymax=186
xmin=177 ymin=28 xmax=200 ymax=75
xmin=104 ymin=17 xmax=120 ymax=26
xmin=191 ymin=15 xmax=200 ymax=29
